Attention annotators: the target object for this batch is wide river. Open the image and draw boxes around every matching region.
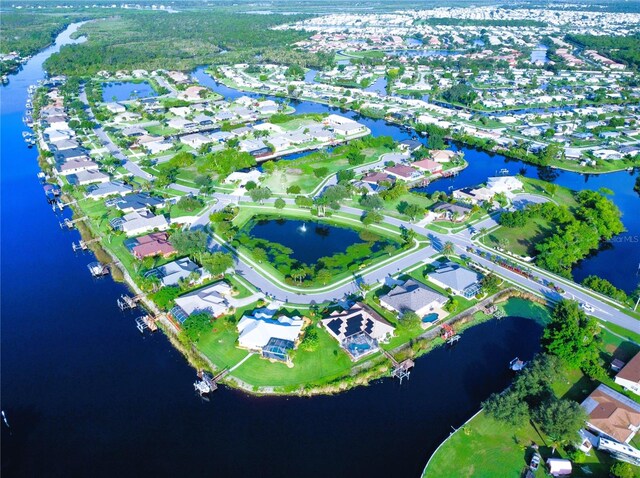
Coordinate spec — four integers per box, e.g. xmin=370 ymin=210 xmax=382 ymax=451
xmin=0 ymin=24 xmax=636 ymax=478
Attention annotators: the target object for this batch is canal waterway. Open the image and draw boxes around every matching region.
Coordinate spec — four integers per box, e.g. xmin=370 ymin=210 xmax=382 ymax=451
xmin=0 ymin=23 xmax=632 ymax=478
xmin=194 ymin=67 xmax=640 ymax=293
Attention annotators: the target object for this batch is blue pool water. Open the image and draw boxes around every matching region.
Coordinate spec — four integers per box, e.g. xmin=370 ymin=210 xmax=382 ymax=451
xmin=422 ymin=313 xmax=439 ymax=323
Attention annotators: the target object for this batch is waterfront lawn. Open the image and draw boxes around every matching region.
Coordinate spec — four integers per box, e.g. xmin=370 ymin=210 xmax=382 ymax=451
xmin=197 ymin=326 xmax=250 ymax=369
xmin=260 ymin=145 xmax=390 ymax=195
xmin=424 ymin=317 xmax=638 ymax=478
xmin=423 ymin=411 xmax=616 ymax=478
xmin=229 ymin=325 xmax=356 ymax=391
xmin=519 ymin=176 xmax=577 ymax=208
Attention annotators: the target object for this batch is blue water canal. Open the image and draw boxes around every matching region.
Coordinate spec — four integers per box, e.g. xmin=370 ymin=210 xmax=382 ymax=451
xmin=194 ymin=67 xmax=640 ymax=293
xmin=0 ymin=24 xmax=635 ymax=478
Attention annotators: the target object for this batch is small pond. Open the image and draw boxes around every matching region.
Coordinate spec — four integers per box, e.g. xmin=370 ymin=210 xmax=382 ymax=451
xmin=102 ymin=81 xmax=157 ymax=102
xmin=246 ymin=218 xmax=365 ymax=265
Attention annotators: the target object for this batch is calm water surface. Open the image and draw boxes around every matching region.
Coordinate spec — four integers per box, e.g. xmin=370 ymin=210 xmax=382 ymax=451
xmin=102 ymin=81 xmax=157 ymax=102
xmin=247 ymin=218 xmax=364 ymax=264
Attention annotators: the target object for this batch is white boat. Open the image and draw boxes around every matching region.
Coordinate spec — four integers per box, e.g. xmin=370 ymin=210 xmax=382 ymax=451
xmin=509 ymin=357 xmax=526 ymax=371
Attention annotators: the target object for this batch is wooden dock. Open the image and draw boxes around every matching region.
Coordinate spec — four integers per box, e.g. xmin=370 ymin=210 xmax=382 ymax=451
xmin=381 ymin=348 xmax=415 ymax=384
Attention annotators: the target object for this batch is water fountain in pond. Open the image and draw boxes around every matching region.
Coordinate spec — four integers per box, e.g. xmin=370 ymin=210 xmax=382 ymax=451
xmin=298 ymin=223 xmax=307 ymax=234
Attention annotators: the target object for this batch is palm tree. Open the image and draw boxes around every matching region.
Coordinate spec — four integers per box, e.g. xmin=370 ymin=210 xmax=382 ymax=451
xmin=442 ymin=241 xmax=455 ymax=257
xmin=480 ymin=227 xmax=488 ymax=237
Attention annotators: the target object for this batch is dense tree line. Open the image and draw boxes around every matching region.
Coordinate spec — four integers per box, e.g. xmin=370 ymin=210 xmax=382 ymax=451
xmin=532 ymin=191 xmax=623 ymax=277
xmin=566 ymin=33 xmax=640 ymax=70
xmin=43 ymin=10 xmax=331 ymax=75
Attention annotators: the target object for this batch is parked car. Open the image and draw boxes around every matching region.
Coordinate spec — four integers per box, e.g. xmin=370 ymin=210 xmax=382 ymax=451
xmin=529 ymin=453 xmax=541 ymax=472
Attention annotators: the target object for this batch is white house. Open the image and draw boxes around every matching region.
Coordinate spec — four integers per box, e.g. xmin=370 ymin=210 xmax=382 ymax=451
xmin=173 ymin=281 xmax=233 ymax=319
xmin=237 ymin=307 xmax=304 ymax=352
xmin=105 ymin=102 xmax=126 ymax=114
xmin=180 ymin=133 xmax=210 ymax=149
xmin=120 ymin=210 xmax=170 ymax=237
xmin=486 ymin=176 xmax=523 ymax=194
xmin=615 ymin=353 xmax=640 ymax=396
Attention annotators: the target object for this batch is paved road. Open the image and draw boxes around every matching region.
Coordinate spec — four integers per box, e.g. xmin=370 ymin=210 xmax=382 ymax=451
xmin=79 ymin=88 xmax=154 ymax=181
xmin=194 ymin=193 xmax=639 ymax=333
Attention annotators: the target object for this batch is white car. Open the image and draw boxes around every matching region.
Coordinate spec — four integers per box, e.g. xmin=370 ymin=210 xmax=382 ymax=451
xmin=581 ymin=303 xmax=595 ymax=313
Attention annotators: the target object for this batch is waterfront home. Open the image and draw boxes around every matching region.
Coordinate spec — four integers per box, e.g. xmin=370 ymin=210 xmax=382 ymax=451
xmin=54 ymin=148 xmax=89 ymax=163
xmin=237 ymin=307 xmax=304 ymax=361
xmin=86 ymin=180 xmax=133 ymax=200
xmin=379 ymin=279 xmax=447 ymax=318
xmin=412 ymin=158 xmax=442 ymax=174
xmin=56 ymin=159 xmax=99 ymax=176
xmin=167 ymin=117 xmax=197 ymax=131
xmin=171 ymin=281 xmax=233 ymax=321
xmin=431 ymin=202 xmax=472 ymax=222
xmin=239 ymin=139 xmax=270 ymax=156
xmin=120 ymin=209 xmax=170 ymax=237
xmin=192 ymin=114 xmax=215 ymax=127
xmin=486 ymin=176 xmax=523 ymax=194
xmin=150 ymin=257 xmax=210 ymax=288
xmin=178 ymin=85 xmax=207 ymax=101
xmin=452 ymin=187 xmax=495 ymax=205
xmin=428 ymin=263 xmax=482 ymax=298
xmin=399 ymin=139 xmax=423 ymax=153
xmin=429 ymin=150 xmax=457 ymax=163
xmin=361 ymin=172 xmax=394 ymax=186
xmin=43 ymin=128 xmax=74 ymax=143
xmin=385 ymin=164 xmax=422 ymax=181
xmin=68 ymin=169 xmax=110 ymax=186
xmin=325 ymin=114 xmax=367 ymax=137
xmin=580 ymin=384 xmax=640 ymax=444
xmin=322 ymin=302 xmax=395 ymax=360
xmin=614 ymin=353 xmax=640 ymax=396
xmin=130 ymin=232 xmax=176 ymax=259
xmin=50 ymin=138 xmax=79 ymax=151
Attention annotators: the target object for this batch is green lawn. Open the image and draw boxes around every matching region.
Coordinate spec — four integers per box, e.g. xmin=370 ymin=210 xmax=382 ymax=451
xmin=260 ymin=145 xmax=392 ymax=194
xmin=230 ymin=325 xmax=356 ymax=391
xmin=483 ymin=216 xmax=554 ymax=257
xmin=423 ymin=411 xmax=620 ymax=478
xmin=196 ymin=326 xmax=250 ymax=369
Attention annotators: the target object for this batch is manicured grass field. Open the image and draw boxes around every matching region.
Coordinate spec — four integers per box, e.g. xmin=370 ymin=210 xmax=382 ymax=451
xmin=230 ymin=325 xmax=355 ymax=390
xmin=483 ymin=215 xmax=554 ymax=257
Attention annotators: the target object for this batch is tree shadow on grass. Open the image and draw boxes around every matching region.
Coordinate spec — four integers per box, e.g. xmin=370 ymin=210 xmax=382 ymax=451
xmin=560 ymin=374 xmax=597 ymax=402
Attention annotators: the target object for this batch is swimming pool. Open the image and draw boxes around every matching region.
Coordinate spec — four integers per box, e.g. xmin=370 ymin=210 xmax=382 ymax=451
xmin=422 ymin=313 xmax=439 ymax=323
